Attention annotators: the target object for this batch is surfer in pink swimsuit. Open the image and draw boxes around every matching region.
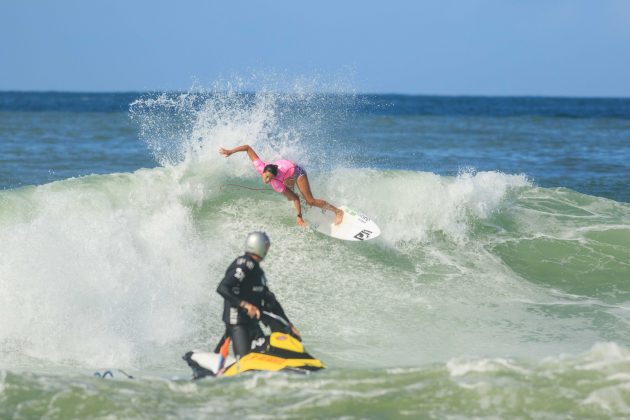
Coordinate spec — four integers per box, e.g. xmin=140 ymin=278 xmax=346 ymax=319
xmin=219 ymin=144 xmax=344 ymax=226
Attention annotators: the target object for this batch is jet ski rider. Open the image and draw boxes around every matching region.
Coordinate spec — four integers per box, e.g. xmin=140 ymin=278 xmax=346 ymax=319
xmin=216 ymin=231 xmax=301 ymax=358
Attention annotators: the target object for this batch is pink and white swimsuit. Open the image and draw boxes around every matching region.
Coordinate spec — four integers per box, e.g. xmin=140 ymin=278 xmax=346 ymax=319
xmin=252 ymin=158 xmax=302 ymax=193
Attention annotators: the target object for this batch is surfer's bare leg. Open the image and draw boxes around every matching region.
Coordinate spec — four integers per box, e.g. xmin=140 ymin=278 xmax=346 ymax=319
xmin=296 ymin=175 xmax=344 ymax=225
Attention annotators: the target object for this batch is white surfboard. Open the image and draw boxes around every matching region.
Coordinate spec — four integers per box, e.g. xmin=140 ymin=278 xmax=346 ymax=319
xmin=305 ymin=205 xmax=381 ymax=241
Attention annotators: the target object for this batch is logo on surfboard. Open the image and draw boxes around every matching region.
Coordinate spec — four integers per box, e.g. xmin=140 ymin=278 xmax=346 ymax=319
xmin=353 ymin=229 xmax=373 ymax=241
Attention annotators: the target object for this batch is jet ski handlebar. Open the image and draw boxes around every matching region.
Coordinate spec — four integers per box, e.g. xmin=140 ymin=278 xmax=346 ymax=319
xmin=261 ymin=310 xmax=290 ymax=327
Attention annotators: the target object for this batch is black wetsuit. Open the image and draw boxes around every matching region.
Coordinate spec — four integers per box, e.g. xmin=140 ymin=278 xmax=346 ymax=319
xmin=216 ymin=253 xmax=289 ymax=358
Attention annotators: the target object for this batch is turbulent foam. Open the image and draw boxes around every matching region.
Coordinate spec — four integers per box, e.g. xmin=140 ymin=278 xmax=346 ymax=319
xmin=0 ymin=169 xmax=214 ymax=367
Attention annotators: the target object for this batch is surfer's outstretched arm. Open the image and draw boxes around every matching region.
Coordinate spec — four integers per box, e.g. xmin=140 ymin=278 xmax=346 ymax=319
xmin=219 ymin=144 xmax=259 ymax=162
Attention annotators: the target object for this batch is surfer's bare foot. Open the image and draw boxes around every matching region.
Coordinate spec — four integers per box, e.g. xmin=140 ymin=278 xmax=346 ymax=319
xmin=334 ymin=209 xmax=344 ymax=225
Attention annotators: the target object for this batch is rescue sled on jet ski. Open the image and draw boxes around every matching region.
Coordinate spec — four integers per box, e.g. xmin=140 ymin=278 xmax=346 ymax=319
xmin=183 ymin=311 xmax=324 ymax=378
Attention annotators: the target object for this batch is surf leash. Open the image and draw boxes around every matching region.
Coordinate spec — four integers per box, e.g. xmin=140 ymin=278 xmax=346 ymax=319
xmin=93 ymin=369 xmax=134 ymax=379
xmin=94 ymin=370 xmax=113 ymax=379
xmin=220 ymin=183 xmax=273 ymax=192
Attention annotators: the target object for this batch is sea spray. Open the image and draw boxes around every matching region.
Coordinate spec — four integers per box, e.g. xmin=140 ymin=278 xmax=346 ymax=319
xmin=129 ymin=82 xmax=365 ymax=176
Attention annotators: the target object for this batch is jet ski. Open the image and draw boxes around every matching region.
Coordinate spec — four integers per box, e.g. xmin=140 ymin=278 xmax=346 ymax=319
xmin=183 ymin=311 xmax=325 ymax=378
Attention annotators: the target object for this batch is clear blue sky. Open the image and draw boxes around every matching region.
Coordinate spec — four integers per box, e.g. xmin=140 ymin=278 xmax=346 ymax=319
xmin=2 ymin=0 xmax=629 ymax=96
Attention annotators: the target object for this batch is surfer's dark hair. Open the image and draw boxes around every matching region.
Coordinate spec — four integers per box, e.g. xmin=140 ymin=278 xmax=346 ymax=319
xmin=263 ymin=164 xmax=278 ymax=176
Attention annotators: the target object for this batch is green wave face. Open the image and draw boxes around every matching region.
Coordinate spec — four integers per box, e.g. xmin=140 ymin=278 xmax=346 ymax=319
xmin=490 ymin=188 xmax=630 ymax=304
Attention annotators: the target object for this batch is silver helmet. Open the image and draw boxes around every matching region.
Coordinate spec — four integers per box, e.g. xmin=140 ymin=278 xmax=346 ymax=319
xmin=245 ymin=232 xmax=271 ymax=259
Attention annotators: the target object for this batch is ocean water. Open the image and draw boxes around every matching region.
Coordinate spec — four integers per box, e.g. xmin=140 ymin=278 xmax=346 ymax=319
xmin=0 ymin=90 xmax=629 ymax=418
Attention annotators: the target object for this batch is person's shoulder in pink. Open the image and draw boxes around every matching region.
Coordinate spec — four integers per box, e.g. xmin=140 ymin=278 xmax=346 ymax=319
xmin=274 ymin=159 xmax=296 ymax=180
xmin=251 ymin=158 xmax=294 ymax=193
